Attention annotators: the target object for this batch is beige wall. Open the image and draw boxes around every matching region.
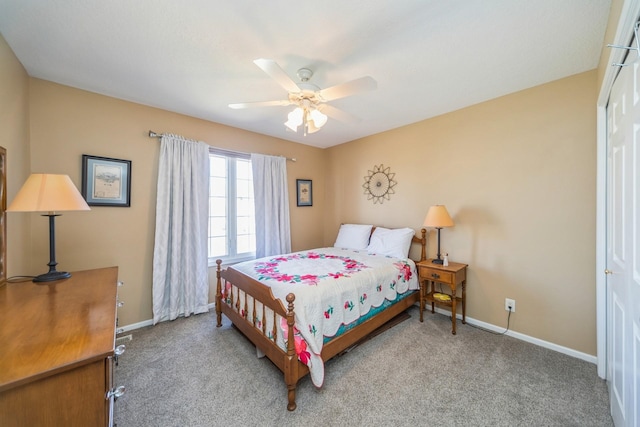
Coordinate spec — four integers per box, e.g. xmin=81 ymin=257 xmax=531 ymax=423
xmin=0 ymin=35 xmax=30 ymax=276
xmin=3 ymin=3 xmax=621 ymax=354
xmin=22 ymin=78 xmax=326 ymax=326
xmin=325 ymin=71 xmax=598 ymax=355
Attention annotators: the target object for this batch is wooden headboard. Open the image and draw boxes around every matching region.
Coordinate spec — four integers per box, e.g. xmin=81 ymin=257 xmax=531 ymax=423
xmin=412 ymin=228 xmax=427 ymax=262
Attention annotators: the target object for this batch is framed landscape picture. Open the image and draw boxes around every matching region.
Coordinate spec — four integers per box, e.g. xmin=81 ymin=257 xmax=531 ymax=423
xmin=296 ymin=179 xmax=312 ymax=207
xmin=82 ymin=155 xmax=131 ymax=207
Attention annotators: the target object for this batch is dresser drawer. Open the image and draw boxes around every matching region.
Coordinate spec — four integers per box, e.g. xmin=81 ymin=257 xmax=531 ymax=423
xmin=419 ymin=267 xmax=453 ymax=284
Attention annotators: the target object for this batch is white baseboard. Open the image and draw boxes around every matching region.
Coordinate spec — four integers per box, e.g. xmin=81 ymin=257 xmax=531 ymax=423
xmin=118 ymin=318 xmax=153 ymax=333
xmin=119 ymin=302 xmax=597 ymax=365
xmin=428 ymin=306 xmax=597 ymax=365
xmin=117 ymin=302 xmax=217 ymax=334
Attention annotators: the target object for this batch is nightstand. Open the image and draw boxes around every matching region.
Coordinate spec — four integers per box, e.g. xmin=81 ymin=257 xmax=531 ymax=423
xmin=417 ymin=259 xmax=468 ymax=334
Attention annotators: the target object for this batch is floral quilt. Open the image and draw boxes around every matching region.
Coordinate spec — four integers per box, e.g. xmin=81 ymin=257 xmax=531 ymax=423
xmin=229 ymin=247 xmax=419 ymax=387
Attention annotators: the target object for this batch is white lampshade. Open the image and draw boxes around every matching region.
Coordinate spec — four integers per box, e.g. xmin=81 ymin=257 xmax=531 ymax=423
xmin=285 ymin=107 xmax=304 ymax=131
xmin=284 ymin=120 xmax=298 ymax=132
xmin=306 ymin=117 xmax=321 ymax=134
xmin=8 ymin=174 xmax=90 ymax=213
xmin=309 ymin=109 xmax=328 ymax=128
xmin=290 ymin=108 xmax=304 ymax=123
xmin=284 ymin=106 xmax=328 ymax=134
xmin=423 ymin=205 xmax=454 ymax=228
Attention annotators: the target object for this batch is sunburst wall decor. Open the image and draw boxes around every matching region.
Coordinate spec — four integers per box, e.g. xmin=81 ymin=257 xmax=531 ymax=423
xmin=362 ymin=164 xmax=397 ymax=204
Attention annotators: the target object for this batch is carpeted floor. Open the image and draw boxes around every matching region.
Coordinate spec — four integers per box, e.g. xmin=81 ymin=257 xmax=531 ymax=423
xmin=114 ymin=306 xmax=613 ymax=427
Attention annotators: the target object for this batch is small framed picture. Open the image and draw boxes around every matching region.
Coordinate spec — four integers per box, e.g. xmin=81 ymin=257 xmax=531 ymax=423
xmin=82 ymin=155 xmax=131 ymax=207
xmin=296 ymin=179 xmax=312 ymax=207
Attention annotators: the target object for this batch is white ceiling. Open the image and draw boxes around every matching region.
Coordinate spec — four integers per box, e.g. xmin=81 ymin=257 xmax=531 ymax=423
xmin=0 ymin=0 xmax=611 ymax=149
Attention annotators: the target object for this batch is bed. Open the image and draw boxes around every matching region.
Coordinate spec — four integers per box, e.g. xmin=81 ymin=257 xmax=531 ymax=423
xmin=215 ymin=225 xmax=427 ymax=411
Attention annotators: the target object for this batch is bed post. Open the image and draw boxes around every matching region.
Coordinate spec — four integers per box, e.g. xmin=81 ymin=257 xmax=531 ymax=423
xmin=215 ymin=259 xmax=223 ymax=327
xmin=420 ymin=228 xmax=427 ymax=262
xmin=284 ymin=293 xmax=298 ymax=411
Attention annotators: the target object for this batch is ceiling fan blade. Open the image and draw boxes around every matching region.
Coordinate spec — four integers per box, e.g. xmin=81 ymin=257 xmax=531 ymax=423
xmin=318 ymin=104 xmax=361 ymax=124
xmin=253 ymin=59 xmax=301 ymax=93
xmin=229 ymin=99 xmax=292 ymax=109
xmin=319 ymin=76 xmax=377 ymax=102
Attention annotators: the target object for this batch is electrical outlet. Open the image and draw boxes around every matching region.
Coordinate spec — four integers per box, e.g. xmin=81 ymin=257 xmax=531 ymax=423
xmin=505 ymin=298 xmax=515 ymax=312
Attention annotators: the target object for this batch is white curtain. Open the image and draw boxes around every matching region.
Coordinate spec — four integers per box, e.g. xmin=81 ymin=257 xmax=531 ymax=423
xmin=152 ymin=134 xmax=210 ymax=325
xmin=251 ymin=153 xmax=291 ymax=258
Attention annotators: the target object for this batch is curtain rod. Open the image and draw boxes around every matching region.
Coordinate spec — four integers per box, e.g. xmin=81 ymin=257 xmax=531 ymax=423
xmin=148 ymin=130 xmax=297 ymax=162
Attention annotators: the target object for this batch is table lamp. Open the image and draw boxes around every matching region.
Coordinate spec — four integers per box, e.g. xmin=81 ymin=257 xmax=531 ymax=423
xmin=7 ymin=174 xmax=90 ymax=282
xmin=423 ymin=205 xmax=454 ymax=264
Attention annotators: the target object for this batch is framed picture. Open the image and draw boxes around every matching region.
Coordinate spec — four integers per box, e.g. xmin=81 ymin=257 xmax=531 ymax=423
xmin=296 ymin=179 xmax=312 ymax=207
xmin=82 ymin=155 xmax=131 ymax=207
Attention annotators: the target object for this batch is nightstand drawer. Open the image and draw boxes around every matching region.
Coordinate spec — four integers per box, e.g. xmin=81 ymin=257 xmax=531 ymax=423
xmin=419 ymin=267 xmax=453 ymax=284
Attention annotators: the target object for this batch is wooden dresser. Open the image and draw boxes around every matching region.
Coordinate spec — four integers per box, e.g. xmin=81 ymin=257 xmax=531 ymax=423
xmin=0 ymin=267 xmax=121 ymax=426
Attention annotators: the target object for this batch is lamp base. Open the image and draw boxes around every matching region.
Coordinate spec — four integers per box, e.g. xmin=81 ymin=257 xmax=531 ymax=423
xmin=432 ymin=258 xmax=444 ymax=265
xmin=33 ymin=270 xmax=71 ymax=283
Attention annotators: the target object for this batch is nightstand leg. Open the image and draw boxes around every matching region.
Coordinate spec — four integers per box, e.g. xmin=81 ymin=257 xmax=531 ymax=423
xmin=430 ymin=280 xmax=435 ymax=313
xmin=419 ymin=280 xmax=424 ymax=322
xmin=451 ymin=294 xmax=457 ymax=335
xmin=461 ymin=280 xmax=466 ymax=325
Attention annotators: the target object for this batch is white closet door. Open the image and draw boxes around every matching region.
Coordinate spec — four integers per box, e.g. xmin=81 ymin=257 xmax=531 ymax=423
xmin=606 ymin=55 xmax=640 ymax=427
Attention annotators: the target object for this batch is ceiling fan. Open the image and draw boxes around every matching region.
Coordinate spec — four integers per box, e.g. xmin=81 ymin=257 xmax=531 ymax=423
xmin=229 ymin=59 xmax=377 ymax=135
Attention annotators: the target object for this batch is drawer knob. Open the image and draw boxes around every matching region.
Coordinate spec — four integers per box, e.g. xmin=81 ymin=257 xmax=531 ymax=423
xmin=431 ymin=273 xmax=440 ymax=279
xmin=115 ymin=344 xmax=126 ymax=356
xmin=114 ymin=344 xmax=126 ymax=367
xmin=106 ymin=385 xmax=126 ymax=400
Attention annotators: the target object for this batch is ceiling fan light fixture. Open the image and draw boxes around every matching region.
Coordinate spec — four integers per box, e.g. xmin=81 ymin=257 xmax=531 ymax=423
xmin=284 ymin=119 xmax=298 ymax=132
xmin=232 ymin=59 xmax=377 ymax=136
xmin=306 ymin=119 xmax=321 ymax=134
xmin=288 ymin=107 xmax=304 ymax=125
xmin=285 ymin=107 xmax=303 ymax=131
xmin=310 ymin=109 xmax=327 ymax=128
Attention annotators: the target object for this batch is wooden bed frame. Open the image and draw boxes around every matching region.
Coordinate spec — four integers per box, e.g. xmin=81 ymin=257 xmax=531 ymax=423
xmin=215 ymin=228 xmax=427 ymax=411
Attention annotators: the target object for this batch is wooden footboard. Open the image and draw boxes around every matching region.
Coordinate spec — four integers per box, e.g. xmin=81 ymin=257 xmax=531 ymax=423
xmin=215 ymin=228 xmax=427 ymax=411
xmin=215 ymin=260 xmax=301 ymax=410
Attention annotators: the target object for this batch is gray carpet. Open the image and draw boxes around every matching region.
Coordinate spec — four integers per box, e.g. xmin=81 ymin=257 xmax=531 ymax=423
xmin=114 ymin=306 xmax=613 ymax=427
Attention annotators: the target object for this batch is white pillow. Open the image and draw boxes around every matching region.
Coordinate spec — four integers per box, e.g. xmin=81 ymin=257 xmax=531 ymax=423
xmin=333 ymin=224 xmax=373 ymax=250
xmin=367 ymin=227 xmax=414 ymax=259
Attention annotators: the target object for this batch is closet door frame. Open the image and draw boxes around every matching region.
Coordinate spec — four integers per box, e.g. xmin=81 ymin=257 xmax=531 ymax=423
xmin=596 ymin=0 xmax=640 ymax=379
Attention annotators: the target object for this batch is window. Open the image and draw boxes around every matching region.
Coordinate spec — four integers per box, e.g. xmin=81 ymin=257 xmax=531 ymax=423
xmin=208 ymin=150 xmax=255 ymax=263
